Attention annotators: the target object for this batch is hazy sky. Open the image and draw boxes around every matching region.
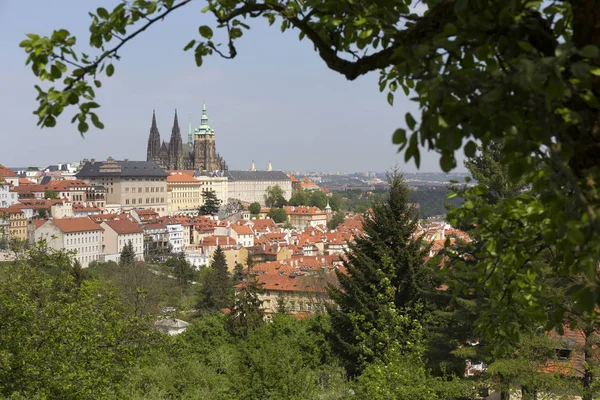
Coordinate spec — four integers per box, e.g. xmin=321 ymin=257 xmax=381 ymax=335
xmin=0 ymin=0 xmax=465 ymax=173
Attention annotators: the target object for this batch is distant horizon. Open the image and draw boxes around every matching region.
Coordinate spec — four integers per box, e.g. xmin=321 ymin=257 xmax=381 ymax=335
xmin=6 ymin=160 xmax=469 ymax=177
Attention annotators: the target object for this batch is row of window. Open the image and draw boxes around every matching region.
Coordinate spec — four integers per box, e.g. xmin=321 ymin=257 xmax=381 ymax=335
xmin=70 ymin=245 xmax=99 ymax=253
xmin=124 ymin=186 xmax=165 ymax=193
xmin=125 ymin=198 xmax=165 ymax=205
xmin=66 ymin=237 xmax=99 ymax=245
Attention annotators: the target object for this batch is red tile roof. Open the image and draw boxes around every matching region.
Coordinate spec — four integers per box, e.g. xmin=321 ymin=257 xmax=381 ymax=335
xmin=103 ymin=219 xmax=143 ymax=234
xmin=0 ymin=166 xmax=17 ymax=178
xmin=47 ymin=217 xmax=103 ymax=233
xmin=232 ymin=224 xmax=253 ymax=235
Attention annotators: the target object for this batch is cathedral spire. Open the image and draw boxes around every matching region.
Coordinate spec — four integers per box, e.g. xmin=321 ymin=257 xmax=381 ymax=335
xmin=251 ymin=160 xmax=256 ymax=172
xmin=169 ymin=109 xmax=184 ymax=169
xmin=151 ymin=109 xmax=158 ymax=130
xmin=147 ymin=110 xmax=161 ymax=162
xmin=267 ymin=161 xmax=273 ymax=171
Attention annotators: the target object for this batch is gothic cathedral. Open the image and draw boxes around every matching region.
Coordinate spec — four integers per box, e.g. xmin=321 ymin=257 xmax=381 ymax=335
xmin=146 ymin=103 xmax=228 ymax=171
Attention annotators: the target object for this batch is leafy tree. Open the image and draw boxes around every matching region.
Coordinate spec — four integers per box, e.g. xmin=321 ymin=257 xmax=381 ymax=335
xmin=37 ymin=208 xmax=48 ymax=219
xmin=22 ymin=0 xmax=600 ymax=341
xmin=486 ymin=332 xmax=580 ymax=400
xmin=43 ymin=190 xmax=58 ymax=200
xmin=289 ymin=190 xmax=310 ymax=207
xmin=119 ymin=239 xmax=136 ymax=267
xmin=248 ymin=201 xmax=261 ymax=215
xmin=199 ymin=190 xmax=221 ymax=216
xmin=327 ymin=171 xmax=431 ymax=376
xmin=165 ymin=253 xmax=196 ymax=297
xmin=0 ymin=249 xmax=155 ymax=398
xmin=227 ymin=273 xmax=264 ymax=338
xmin=267 ymin=207 xmax=288 ymax=223
xmin=197 ymin=246 xmax=231 ymax=312
xmin=265 ymin=185 xmax=286 ymax=208
xmin=308 ymin=190 xmax=328 ymax=209
xmin=327 ymin=210 xmax=345 ymax=230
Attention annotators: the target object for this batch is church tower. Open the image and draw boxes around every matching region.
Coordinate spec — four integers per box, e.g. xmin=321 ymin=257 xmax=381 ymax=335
xmin=146 ymin=110 xmax=161 ymax=162
xmin=168 ymin=110 xmax=184 ymax=170
xmin=193 ymin=102 xmax=227 ymax=171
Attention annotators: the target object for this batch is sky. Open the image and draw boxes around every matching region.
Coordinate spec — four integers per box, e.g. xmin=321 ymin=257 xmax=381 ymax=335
xmin=0 ymin=0 xmax=465 ymax=173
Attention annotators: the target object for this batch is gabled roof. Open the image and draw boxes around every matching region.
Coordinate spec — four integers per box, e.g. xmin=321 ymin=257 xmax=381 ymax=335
xmin=46 ymin=217 xmax=103 ymax=233
xmin=231 ymin=224 xmax=253 ymax=235
xmin=167 ymin=172 xmax=199 ymax=183
xmin=0 ymin=166 xmax=18 ymax=178
xmin=102 ymin=219 xmax=143 ymax=235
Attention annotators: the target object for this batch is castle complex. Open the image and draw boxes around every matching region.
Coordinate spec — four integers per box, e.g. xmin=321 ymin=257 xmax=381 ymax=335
xmin=146 ymin=103 xmax=227 ymax=171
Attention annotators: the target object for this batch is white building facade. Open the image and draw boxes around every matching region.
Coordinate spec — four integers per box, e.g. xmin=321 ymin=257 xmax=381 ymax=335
xmin=34 ymin=217 xmax=103 ymax=267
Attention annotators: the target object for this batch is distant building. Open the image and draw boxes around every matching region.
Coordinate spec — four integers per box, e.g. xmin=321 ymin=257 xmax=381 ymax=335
xmin=100 ymin=219 xmax=144 ymax=263
xmin=166 ymin=170 xmax=228 ymax=213
xmin=226 ymin=170 xmax=292 ymax=206
xmin=146 ymin=103 xmax=227 ymax=172
xmin=283 ymin=206 xmax=327 ymax=229
xmin=0 ymin=205 xmax=27 ymax=241
xmin=76 ymin=157 xmax=169 ymax=215
xmin=35 ymin=217 xmax=103 ymax=267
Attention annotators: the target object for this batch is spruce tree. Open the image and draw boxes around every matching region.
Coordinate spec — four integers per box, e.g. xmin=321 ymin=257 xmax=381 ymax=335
xmin=228 ymin=273 xmax=264 ymax=338
xmin=327 ymin=170 xmax=431 ymax=376
xmin=119 ymin=240 xmax=136 ymax=267
xmin=199 ymin=190 xmax=221 ymax=216
xmin=197 ymin=246 xmax=231 ymax=312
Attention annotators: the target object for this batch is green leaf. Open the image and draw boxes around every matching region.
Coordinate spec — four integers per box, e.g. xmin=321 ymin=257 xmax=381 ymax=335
xmin=438 ymin=116 xmax=449 ymax=128
xmin=359 ymin=29 xmax=373 ymax=39
xmin=45 ymin=116 xmax=56 ymax=128
xmin=50 ymin=65 xmax=61 ymax=79
xmin=570 ymin=61 xmax=590 ymax=79
xmin=580 ymin=45 xmax=599 ymax=58
xmin=405 ymin=113 xmax=416 ymax=130
xmin=94 ymin=80 xmax=102 ymax=88
xmin=387 ymin=92 xmax=394 ymax=106
xmin=106 ymin=64 xmax=114 ymax=77
xmin=67 ymin=92 xmax=79 ymax=105
xmin=183 ymin=40 xmax=196 ymax=51
xmin=90 ymin=113 xmax=104 ymax=129
xmin=97 ymin=7 xmax=109 ymax=19
xmin=392 ymin=128 xmax=406 ymax=145
xmin=464 ymin=140 xmax=477 ymax=158
xmin=591 ymin=68 xmax=600 ymax=76
xmin=566 ymin=227 xmax=584 ymax=245
xmin=78 ymin=121 xmax=89 ymax=133
xmin=199 ymin=26 xmax=213 ymax=39
xmin=440 ymin=154 xmax=455 ymax=172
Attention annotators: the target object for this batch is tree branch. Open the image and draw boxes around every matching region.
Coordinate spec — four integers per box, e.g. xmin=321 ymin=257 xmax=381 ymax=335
xmin=214 ymin=0 xmax=457 ymax=80
xmin=66 ymin=0 xmax=192 ymax=90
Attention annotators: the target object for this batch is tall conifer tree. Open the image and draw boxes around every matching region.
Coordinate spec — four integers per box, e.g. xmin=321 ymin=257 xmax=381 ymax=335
xmin=119 ymin=240 xmax=136 ymax=267
xmin=197 ymin=246 xmax=231 ymax=312
xmin=327 ymin=170 xmax=431 ymax=376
